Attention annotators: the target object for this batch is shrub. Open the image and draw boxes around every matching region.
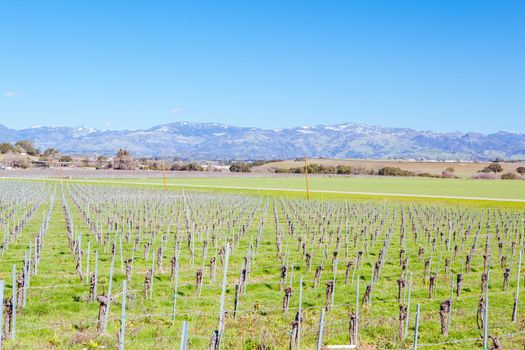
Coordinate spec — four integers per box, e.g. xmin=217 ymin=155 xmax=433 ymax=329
xmin=417 ymin=172 xmax=441 ymax=178
xmin=336 ymin=165 xmax=353 ymax=174
xmin=15 ymin=140 xmax=39 ymax=156
xmin=272 ymin=164 xmax=372 ymax=176
xmin=113 ymin=149 xmax=136 ymax=170
xmin=0 ymin=142 xmax=15 ymax=154
xmin=472 ymin=172 xmax=497 ymax=180
xmin=501 ymin=172 xmax=518 ymax=180
xmin=279 ymin=163 xmax=332 ymax=174
xmin=250 ymin=160 xmax=281 ymax=167
xmin=183 ymin=162 xmax=204 ymax=171
xmin=171 ymin=162 xmax=203 ymax=171
xmin=441 ymin=170 xmax=455 ymax=178
xmin=517 ymin=167 xmax=525 ymax=176
xmin=377 ymin=167 xmax=415 ymax=177
xmin=480 ymin=162 xmax=503 ymax=173
xmin=229 ymin=162 xmax=251 ymax=172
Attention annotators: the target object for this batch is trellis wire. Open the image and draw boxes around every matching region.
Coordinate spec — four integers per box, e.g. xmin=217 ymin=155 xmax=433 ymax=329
xmin=104 ymin=249 xmax=115 ymax=333
xmin=483 ymin=255 xmax=491 ymax=350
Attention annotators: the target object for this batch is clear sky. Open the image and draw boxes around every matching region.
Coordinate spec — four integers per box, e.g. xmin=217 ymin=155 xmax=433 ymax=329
xmin=1 ymin=1 xmax=524 ymax=133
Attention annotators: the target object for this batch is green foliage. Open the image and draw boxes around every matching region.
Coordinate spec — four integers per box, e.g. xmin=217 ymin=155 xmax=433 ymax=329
xmin=277 ymin=163 xmax=366 ymax=175
xmin=377 ymin=166 xmax=415 ymax=176
xmin=480 ymin=162 xmax=503 ymax=173
xmin=0 ymin=142 xmax=15 ymax=154
xmin=229 ymin=161 xmax=251 ymax=172
xmin=171 ymin=162 xmax=203 ymax=171
xmin=417 ymin=172 xmax=442 ymax=178
xmin=250 ymin=159 xmax=281 ymax=167
xmin=15 ymin=140 xmax=39 ymax=156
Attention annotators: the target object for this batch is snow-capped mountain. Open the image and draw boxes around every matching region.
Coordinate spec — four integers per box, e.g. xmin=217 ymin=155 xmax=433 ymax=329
xmin=0 ymin=121 xmax=524 ymax=161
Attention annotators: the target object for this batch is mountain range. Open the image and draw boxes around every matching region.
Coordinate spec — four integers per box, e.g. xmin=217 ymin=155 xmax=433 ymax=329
xmin=1 ymin=121 xmax=524 ymax=161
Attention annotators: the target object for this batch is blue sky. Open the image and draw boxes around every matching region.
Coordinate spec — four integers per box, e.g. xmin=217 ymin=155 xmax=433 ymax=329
xmin=1 ymin=1 xmax=524 ymax=133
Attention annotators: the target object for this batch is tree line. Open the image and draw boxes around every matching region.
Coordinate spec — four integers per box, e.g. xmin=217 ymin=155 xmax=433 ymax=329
xmin=273 ymin=162 xmax=525 ymax=179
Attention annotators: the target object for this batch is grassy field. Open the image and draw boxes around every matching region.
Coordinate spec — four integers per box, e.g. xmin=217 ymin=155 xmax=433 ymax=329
xmin=255 ymin=159 xmax=525 ymax=178
xmin=0 ymin=178 xmax=524 ymax=349
xmin=73 ymin=176 xmax=525 ymax=202
xmin=11 ymin=174 xmax=525 ymax=209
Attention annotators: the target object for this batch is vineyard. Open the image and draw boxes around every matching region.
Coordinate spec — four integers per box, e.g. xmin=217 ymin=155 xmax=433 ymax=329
xmin=0 ymin=179 xmax=524 ymax=349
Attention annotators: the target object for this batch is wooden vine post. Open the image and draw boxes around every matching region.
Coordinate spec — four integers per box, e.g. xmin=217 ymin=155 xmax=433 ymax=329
xmin=172 ymin=252 xmax=180 ymax=325
xmin=11 ymin=265 xmax=16 ymax=340
xmin=104 ymin=249 xmax=115 ymax=333
xmin=94 ymin=250 xmax=99 ymax=298
xmin=512 ymin=250 xmax=522 ymax=322
xmin=483 ymin=257 xmax=491 ymax=350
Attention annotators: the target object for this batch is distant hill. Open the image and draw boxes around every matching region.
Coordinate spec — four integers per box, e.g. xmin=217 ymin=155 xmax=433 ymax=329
xmin=1 ymin=121 xmax=524 ymax=161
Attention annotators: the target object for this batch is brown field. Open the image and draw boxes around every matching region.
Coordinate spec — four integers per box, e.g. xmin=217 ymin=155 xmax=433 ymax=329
xmin=255 ymin=158 xmax=525 ymax=177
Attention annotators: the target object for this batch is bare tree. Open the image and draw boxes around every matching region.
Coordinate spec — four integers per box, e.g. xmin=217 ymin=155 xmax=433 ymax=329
xmin=113 ymin=149 xmax=137 ymax=170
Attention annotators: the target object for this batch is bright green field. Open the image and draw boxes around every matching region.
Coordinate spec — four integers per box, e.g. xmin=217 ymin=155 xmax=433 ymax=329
xmin=6 ymin=175 xmax=525 ymax=209
xmin=81 ymin=176 xmax=525 ymax=201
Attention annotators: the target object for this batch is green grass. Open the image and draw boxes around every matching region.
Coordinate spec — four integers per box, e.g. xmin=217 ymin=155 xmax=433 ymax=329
xmin=77 ymin=176 xmax=525 ymax=201
xmin=0 ymin=180 xmax=524 ymax=349
xmin=30 ymin=175 xmax=525 ymax=210
xmin=7 ymin=175 xmax=525 ymax=209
